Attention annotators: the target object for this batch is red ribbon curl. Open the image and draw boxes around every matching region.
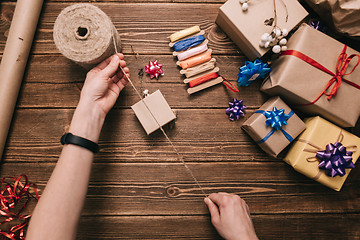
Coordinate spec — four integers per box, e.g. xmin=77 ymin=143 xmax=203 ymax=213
xmin=221 ymin=76 xmax=239 ymax=93
xmin=0 ymin=175 xmax=39 ymax=240
xmin=281 ymin=45 xmax=360 ymax=105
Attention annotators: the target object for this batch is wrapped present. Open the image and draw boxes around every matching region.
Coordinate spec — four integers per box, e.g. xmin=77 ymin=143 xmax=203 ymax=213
xmin=131 ymin=90 xmax=176 ymax=135
xmin=242 ymin=96 xmax=306 ymax=157
xmin=261 ymin=24 xmax=360 ymax=127
xmin=216 ymin=0 xmax=308 ymax=60
xmin=284 ymin=116 xmax=360 ymax=191
xmin=304 ymin=0 xmax=360 ymax=37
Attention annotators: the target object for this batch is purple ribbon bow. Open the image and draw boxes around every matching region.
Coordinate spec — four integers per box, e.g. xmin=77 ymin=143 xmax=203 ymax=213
xmin=316 ymin=142 xmax=355 ymax=177
xmin=226 ymin=98 xmax=246 ymax=121
xmin=310 ymin=20 xmax=327 ymax=33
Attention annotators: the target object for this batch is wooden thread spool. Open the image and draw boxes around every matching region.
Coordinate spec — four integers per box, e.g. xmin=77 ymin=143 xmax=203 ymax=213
xmin=169 ymin=25 xmax=200 ymax=43
xmin=184 ymin=66 xmax=219 ymax=84
xmin=180 ymin=58 xmax=216 ymax=78
xmin=178 ymin=49 xmax=212 ymax=69
xmin=169 ymin=30 xmax=205 ymax=48
xmin=187 ymin=77 xmax=224 ymax=95
xmin=188 ymin=72 xmax=219 ymax=88
xmin=172 ymin=39 xmax=208 ymax=56
xmin=177 ymin=44 xmax=208 ymax=61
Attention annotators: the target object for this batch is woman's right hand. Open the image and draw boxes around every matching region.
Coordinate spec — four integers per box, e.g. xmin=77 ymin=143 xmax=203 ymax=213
xmin=204 ymin=193 xmax=258 ymax=240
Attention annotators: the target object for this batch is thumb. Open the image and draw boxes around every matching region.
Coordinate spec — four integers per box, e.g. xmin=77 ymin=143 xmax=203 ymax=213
xmin=100 ymin=55 xmax=120 ymax=79
xmin=204 ymin=197 xmax=220 ymax=224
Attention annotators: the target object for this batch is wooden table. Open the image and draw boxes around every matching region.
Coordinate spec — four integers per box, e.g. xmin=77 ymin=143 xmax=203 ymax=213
xmin=1 ymin=1 xmax=359 ymax=239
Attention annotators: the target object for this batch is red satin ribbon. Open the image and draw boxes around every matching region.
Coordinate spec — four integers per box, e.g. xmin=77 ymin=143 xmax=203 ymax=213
xmin=0 ymin=175 xmax=39 ymax=240
xmin=281 ymin=45 xmax=360 ymax=105
xmin=220 ymin=76 xmax=239 ymax=93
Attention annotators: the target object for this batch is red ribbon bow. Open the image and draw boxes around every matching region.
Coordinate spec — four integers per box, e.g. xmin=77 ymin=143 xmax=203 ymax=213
xmin=282 ymin=45 xmax=360 ymax=105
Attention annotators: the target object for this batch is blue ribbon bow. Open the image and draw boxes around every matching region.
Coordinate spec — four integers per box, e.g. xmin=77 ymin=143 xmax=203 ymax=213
xmin=237 ymin=59 xmax=271 ymax=86
xmin=255 ymin=107 xmax=294 ymax=144
xmin=316 ymin=142 xmax=355 ymax=177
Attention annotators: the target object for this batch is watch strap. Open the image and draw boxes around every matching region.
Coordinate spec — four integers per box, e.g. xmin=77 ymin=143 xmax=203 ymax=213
xmin=60 ymin=133 xmax=99 ymax=153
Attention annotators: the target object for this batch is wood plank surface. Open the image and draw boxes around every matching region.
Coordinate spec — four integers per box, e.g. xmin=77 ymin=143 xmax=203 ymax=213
xmin=4 ymin=109 xmax=268 ymax=163
xmin=1 ymin=0 xmax=360 ymax=239
xmin=1 ymin=162 xmax=359 ymax=215
xmin=2 ymin=2 xmax=358 ymax=56
xmin=0 ymin=3 xmax=239 ymax=55
xmin=76 ymin=214 xmax=360 ymax=240
xmin=17 ymin=54 xmax=259 ymax=109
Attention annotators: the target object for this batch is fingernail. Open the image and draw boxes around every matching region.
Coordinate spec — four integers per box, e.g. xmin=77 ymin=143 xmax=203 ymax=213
xmin=204 ymin=197 xmax=209 ymax=204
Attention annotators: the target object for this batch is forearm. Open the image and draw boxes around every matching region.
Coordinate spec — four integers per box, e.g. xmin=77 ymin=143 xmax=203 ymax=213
xmin=26 ymin=103 xmax=105 ymax=240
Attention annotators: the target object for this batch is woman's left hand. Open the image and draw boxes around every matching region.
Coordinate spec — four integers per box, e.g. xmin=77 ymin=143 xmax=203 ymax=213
xmin=79 ymin=53 xmax=130 ymax=118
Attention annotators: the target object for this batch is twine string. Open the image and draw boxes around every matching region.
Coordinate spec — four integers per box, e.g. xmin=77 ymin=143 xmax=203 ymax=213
xmin=272 ymin=0 xmax=288 ymax=33
xmin=299 ymin=130 xmax=358 ymax=166
xmin=112 ymin=36 xmax=208 ymax=197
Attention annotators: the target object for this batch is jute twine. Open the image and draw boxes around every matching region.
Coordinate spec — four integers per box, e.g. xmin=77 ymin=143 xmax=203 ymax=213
xmin=53 ymin=3 xmax=121 ymax=69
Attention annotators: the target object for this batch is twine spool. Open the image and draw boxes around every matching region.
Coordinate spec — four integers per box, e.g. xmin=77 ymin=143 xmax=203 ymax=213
xmin=53 ymin=3 xmax=121 ymax=69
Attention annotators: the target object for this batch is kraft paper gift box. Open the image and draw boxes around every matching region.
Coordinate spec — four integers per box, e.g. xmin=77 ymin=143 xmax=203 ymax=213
xmin=284 ymin=116 xmax=360 ymax=191
xmin=261 ymin=24 xmax=360 ymax=127
xmin=216 ymin=0 xmax=308 ymax=60
xmin=132 ymin=90 xmax=176 ymax=135
xmin=242 ymin=96 xmax=306 ymax=157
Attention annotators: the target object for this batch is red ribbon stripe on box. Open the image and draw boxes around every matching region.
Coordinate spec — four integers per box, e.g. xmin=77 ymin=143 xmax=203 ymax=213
xmin=281 ymin=45 xmax=360 ymax=105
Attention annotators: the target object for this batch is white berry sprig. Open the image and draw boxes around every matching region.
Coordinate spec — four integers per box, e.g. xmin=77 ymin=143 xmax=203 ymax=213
xmin=259 ymin=27 xmax=288 ymax=53
xmin=239 ymin=0 xmax=249 ymax=11
xmin=258 ymin=0 xmax=289 ymax=54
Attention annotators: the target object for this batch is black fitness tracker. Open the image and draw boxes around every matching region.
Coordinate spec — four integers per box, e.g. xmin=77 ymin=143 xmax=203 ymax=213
xmin=60 ymin=133 xmax=99 ymax=153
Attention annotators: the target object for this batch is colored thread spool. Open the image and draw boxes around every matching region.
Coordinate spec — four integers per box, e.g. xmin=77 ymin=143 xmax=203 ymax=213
xmin=53 ymin=3 xmax=121 ymax=69
xmin=188 ymin=72 xmax=219 ymax=88
xmin=173 ymin=39 xmax=208 ymax=56
xmin=184 ymin=67 xmax=219 ymax=84
xmin=173 ymin=35 xmax=205 ymax=52
xmin=187 ymin=77 xmax=223 ymax=95
xmin=177 ymin=44 xmax=208 ymax=61
xmin=180 ymin=58 xmax=216 ymax=78
xmin=173 ymin=39 xmax=209 ymax=57
xmin=169 ymin=25 xmax=200 ymax=42
xmin=179 ymin=49 xmax=212 ymax=69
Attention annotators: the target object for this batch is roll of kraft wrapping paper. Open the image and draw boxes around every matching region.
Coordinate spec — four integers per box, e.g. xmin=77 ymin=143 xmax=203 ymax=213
xmin=0 ymin=0 xmax=44 ymax=160
xmin=53 ymin=4 xmax=121 ymax=69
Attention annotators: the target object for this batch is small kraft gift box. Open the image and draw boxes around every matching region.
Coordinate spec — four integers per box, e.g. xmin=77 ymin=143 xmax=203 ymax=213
xmin=132 ymin=90 xmax=176 ymax=135
xmin=284 ymin=116 xmax=360 ymax=191
xmin=261 ymin=24 xmax=360 ymax=127
xmin=242 ymin=96 xmax=306 ymax=157
xmin=216 ymin=0 xmax=308 ymax=60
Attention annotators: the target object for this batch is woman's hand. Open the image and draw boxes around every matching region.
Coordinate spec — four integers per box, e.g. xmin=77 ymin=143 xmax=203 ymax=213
xmin=79 ymin=53 xmax=130 ymax=118
xmin=27 ymin=54 xmax=130 ymax=240
xmin=204 ymin=193 xmax=258 ymax=240
xmin=69 ymin=54 xmax=130 ymax=143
